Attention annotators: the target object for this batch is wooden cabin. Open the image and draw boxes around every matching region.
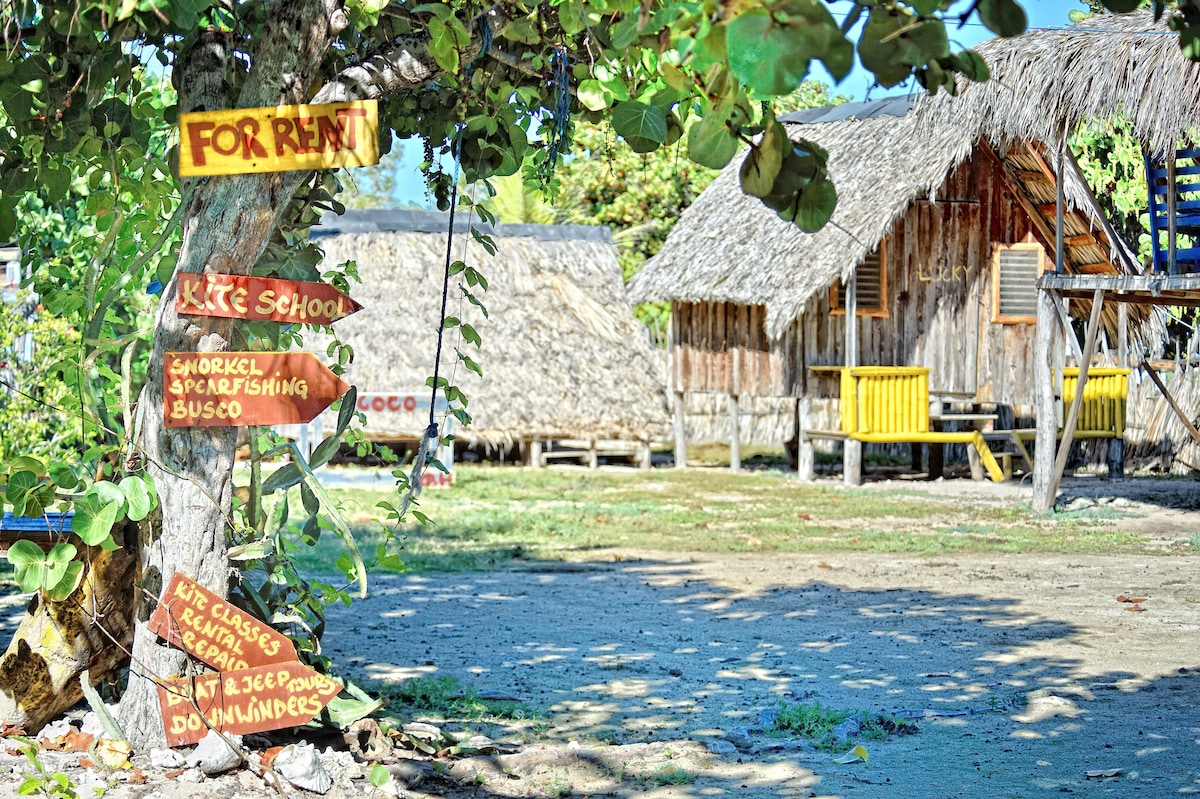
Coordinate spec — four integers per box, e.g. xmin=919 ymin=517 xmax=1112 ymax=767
xmin=629 ymin=96 xmax=1153 ymax=479
xmin=914 ymin=9 xmax=1200 ymax=508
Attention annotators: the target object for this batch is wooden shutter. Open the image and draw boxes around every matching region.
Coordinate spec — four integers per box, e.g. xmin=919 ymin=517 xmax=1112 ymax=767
xmin=830 ymin=241 xmax=889 ymax=317
xmin=992 ymin=243 xmax=1043 ymax=323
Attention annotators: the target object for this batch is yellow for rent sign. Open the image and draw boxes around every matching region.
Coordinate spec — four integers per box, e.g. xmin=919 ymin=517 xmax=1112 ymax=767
xmin=178 ymin=100 xmax=379 ymax=176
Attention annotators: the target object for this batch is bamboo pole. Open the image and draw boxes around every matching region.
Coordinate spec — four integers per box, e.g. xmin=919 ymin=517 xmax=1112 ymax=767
xmin=1140 ymin=361 xmax=1200 ymax=445
xmin=844 ymin=271 xmax=861 ymax=486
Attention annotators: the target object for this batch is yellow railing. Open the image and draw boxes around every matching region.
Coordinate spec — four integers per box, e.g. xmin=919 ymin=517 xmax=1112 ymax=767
xmin=833 ymin=366 xmax=1003 ymax=482
xmin=1062 ymin=367 xmax=1129 ymax=438
xmin=840 ymin=366 xmax=931 ymax=436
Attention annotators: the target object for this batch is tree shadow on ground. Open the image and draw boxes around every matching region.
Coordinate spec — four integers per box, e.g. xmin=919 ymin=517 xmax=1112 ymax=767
xmin=324 ymin=553 xmax=1200 ymax=798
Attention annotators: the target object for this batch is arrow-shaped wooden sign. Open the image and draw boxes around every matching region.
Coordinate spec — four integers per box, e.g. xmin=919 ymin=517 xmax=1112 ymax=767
xmin=148 ymin=573 xmax=296 ymax=671
xmin=159 ymin=662 xmax=342 ymax=746
xmin=164 ymin=351 xmax=349 ymax=427
xmin=176 ymin=273 xmax=362 ymax=326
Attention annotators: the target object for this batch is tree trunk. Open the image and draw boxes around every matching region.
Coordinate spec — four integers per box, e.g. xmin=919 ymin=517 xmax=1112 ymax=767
xmin=118 ymin=0 xmax=344 ymax=748
xmin=0 ymin=524 xmax=138 ymax=733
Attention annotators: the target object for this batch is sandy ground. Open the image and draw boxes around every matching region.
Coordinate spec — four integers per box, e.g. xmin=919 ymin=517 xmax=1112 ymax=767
xmin=4 ymin=474 xmax=1200 ymax=798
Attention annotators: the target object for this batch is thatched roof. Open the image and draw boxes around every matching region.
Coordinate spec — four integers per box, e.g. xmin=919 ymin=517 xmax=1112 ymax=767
xmin=916 ymin=10 xmax=1200 ymax=158
xmin=628 ymin=97 xmax=1136 ymax=339
xmin=311 ymin=210 xmax=668 ymax=446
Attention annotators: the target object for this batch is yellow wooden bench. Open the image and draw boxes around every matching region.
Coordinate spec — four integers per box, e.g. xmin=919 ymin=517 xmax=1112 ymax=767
xmin=1008 ymin=367 xmax=1130 ymax=470
xmin=829 ymin=366 xmax=1007 ymax=482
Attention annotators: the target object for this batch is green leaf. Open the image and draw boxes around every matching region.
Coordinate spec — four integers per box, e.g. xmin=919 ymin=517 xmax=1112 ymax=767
xmin=609 ymin=15 xmax=640 ymax=49
xmin=300 ymin=480 xmax=320 ymax=515
xmin=0 ymin=199 xmax=14 ymax=244
xmin=5 ymin=470 xmax=38 ymax=505
xmin=262 ymin=463 xmax=303 ymax=494
xmin=726 ymin=8 xmax=815 ymax=96
xmin=740 ymin=120 xmax=787 ymax=198
xmin=977 ymin=0 xmax=1027 ymax=38
xmin=577 ymin=80 xmax=611 ymax=111
xmin=337 ymin=386 xmax=357 ymax=435
xmin=45 ymin=561 xmax=83 ymax=601
xmin=428 ymin=17 xmax=461 ymax=74
xmin=1101 ymin=0 xmax=1142 ymax=12
xmin=687 ymin=113 xmax=740 ymax=169
xmin=857 ymin=8 xmax=911 ymax=88
xmin=9 ymin=541 xmax=76 ymax=595
xmin=611 ymin=102 xmax=668 ymax=148
xmin=72 ymin=493 xmax=121 ymax=547
xmin=369 ymin=764 xmax=391 ymax=788
xmin=119 ymin=475 xmax=155 ymax=522
xmin=1181 ymin=26 xmax=1200 ymax=61
xmin=785 ymin=177 xmax=838 ymax=232
xmin=954 ymin=50 xmax=990 ymax=82
xmin=310 ymin=434 xmax=343 ymax=469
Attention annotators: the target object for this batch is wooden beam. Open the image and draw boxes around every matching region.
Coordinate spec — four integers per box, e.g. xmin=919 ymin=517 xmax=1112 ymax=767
xmin=1048 ymin=288 xmax=1106 ymax=501
xmin=978 ymin=142 xmax=1065 ymax=266
xmin=1140 ymin=361 xmax=1200 ymax=445
xmin=844 ymin=272 xmax=861 ymax=486
xmin=1032 ymin=288 xmax=1059 ymax=513
xmin=1050 ymin=293 xmax=1085 ymax=364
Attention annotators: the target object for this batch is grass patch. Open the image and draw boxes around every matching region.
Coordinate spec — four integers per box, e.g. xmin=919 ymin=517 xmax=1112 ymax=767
xmin=277 ymin=465 xmax=1167 ymax=574
xmin=770 ymin=700 xmax=917 ymax=751
xmin=375 ymin=675 xmax=536 ymax=724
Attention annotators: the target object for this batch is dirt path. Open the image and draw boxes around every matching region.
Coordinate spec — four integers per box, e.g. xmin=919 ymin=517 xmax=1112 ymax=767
xmin=4 ymin=475 xmax=1200 ymax=798
xmin=316 ymin=476 xmax=1200 ymax=798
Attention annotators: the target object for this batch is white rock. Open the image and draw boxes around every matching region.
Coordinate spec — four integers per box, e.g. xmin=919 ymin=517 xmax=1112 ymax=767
xmin=184 ymin=730 xmax=243 ymax=775
xmin=36 ymin=719 xmax=73 ymax=742
xmin=274 ymin=741 xmax=333 ymax=795
xmin=149 ymin=747 xmax=186 ymax=770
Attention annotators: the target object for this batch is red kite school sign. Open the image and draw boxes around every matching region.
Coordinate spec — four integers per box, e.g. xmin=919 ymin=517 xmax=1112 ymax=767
xmin=176 ymin=273 xmax=362 ymax=325
xmin=164 ymin=351 xmax=349 ymax=427
xmin=178 ymin=100 xmax=379 ymax=177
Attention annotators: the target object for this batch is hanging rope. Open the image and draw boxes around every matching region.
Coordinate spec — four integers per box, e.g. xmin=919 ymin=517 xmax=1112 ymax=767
xmin=411 ymin=16 xmax=494 ymax=479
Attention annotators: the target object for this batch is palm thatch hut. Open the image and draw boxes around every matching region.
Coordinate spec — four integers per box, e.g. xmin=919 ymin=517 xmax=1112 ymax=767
xmin=311 ymin=209 xmax=669 ymax=466
xmin=629 ymin=92 xmax=1155 ymax=479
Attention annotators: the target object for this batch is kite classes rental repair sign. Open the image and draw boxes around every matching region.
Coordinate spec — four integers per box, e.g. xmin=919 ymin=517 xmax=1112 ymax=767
xmin=176 ymin=273 xmax=362 ymax=326
xmin=178 ymin=100 xmax=379 ymax=177
xmin=148 ymin=573 xmax=296 ymax=671
xmin=163 ymin=351 xmax=349 ymax=427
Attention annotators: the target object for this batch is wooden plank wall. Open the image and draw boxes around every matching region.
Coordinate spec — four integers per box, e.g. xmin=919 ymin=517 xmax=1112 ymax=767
xmin=801 ymin=150 xmax=1041 ymax=405
xmin=672 ymin=301 xmax=799 ymax=395
xmin=671 ymin=150 xmax=1045 ymax=407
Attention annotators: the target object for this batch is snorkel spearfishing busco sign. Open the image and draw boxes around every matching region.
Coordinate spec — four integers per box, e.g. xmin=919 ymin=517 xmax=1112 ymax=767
xmin=163 ymin=351 xmax=350 ymax=427
xmin=178 ymin=100 xmax=380 ymax=176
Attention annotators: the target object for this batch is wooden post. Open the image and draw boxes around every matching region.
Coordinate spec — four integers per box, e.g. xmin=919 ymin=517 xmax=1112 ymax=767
xmin=843 ymin=272 xmax=862 ymax=485
xmin=638 ymin=439 xmax=652 ymax=470
xmin=587 ymin=437 xmax=599 ymax=470
xmin=728 ymin=393 xmax=741 ymax=472
xmin=1048 ymin=288 xmax=1106 ymax=500
xmin=1118 ymin=303 xmax=1129 ymax=368
xmin=528 ymin=438 xmax=543 ymax=469
xmin=1032 ymin=288 xmax=1059 ymax=513
xmin=730 ymin=342 xmax=741 ymax=472
xmin=673 ymin=390 xmax=687 ymax=469
xmin=798 ymin=396 xmax=816 ymax=481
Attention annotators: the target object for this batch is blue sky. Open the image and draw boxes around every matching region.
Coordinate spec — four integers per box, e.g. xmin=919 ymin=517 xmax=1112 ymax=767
xmin=374 ymin=1 xmax=1090 ymax=208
